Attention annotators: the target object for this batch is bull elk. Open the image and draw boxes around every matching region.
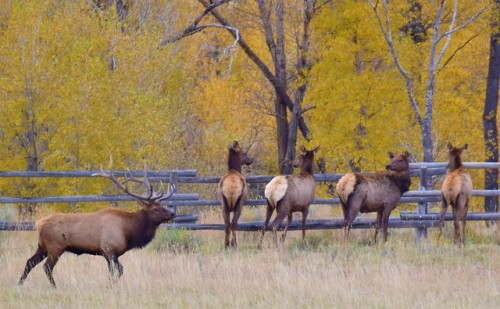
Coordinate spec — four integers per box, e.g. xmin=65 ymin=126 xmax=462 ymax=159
xmin=218 ymin=141 xmax=253 ymax=248
xmin=18 ymin=158 xmax=175 ymax=287
xmin=438 ymin=143 xmax=472 ymax=245
xmin=258 ymin=146 xmax=319 ymax=247
xmin=336 ymin=151 xmax=411 ymax=243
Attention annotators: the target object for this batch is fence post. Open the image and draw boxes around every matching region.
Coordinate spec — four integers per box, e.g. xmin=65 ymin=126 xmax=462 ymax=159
xmin=416 ymin=167 xmax=428 ymax=240
xmin=169 ymin=172 xmax=178 ymax=214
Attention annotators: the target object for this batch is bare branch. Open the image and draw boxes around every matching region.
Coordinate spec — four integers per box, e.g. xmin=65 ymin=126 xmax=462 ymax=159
xmin=433 ymin=0 xmax=456 ymax=71
xmin=160 ymin=0 xmax=231 ymax=46
xmin=199 ymin=23 xmax=240 ymax=74
xmin=85 ymin=0 xmax=102 ymax=11
xmin=301 ymin=105 xmax=316 ymax=114
xmin=367 ymin=0 xmax=424 ymax=129
xmin=440 ymin=32 xmax=482 ymax=70
xmin=439 ymin=6 xmax=486 ymax=40
xmin=197 ymin=0 xmax=312 ymax=139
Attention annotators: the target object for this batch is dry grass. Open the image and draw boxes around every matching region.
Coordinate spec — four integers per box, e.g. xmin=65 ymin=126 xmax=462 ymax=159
xmin=2 ymin=223 xmax=500 ymax=309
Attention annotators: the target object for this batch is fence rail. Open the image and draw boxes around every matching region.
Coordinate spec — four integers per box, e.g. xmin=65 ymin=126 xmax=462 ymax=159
xmin=1 ymin=162 xmax=499 ymax=234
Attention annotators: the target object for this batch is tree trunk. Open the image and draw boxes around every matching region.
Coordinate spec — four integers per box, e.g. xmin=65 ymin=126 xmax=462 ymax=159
xmin=273 ymin=0 xmax=291 ymax=175
xmin=483 ymin=0 xmax=500 ymax=215
xmin=172 ymin=0 xmax=315 ymax=174
xmin=276 ymin=97 xmax=290 ymax=174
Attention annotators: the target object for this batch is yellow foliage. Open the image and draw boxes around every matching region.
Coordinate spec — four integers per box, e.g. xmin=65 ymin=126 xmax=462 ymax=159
xmin=0 ymin=0 xmax=494 ymax=210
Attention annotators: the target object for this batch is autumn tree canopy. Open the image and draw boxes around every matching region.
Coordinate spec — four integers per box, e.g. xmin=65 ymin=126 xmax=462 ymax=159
xmin=0 ymin=0 xmax=493 ymax=201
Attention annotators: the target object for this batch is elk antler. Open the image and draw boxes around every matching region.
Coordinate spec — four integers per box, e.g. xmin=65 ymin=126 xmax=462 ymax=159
xmin=92 ymin=156 xmax=175 ymax=205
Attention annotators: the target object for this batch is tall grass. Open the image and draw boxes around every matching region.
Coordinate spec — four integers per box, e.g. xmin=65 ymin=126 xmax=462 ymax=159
xmin=2 ymin=223 xmax=500 ymax=308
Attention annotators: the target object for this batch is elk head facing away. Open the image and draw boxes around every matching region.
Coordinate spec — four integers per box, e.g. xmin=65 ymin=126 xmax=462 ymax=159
xmin=218 ymin=140 xmax=253 ymax=248
xmin=18 ymin=157 xmax=175 ymax=287
xmin=259 ymin=146 xmax=320 ymax=248
xmin=446 ymin=143 xmax=468 ymax=172
xmin=439 ymin=142 xmax=472 ymax=245
xmin=337 ymin=150 xmax=411 ymax=243
xmin=386 ymin=151 xmax=411 ymax=172
xmin=227 ymin=140 xmax=253 ymax=172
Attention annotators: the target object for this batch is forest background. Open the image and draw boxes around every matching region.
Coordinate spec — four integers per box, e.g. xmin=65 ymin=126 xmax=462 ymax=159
xmin=0 ymin=0 xmax=497 ymax=214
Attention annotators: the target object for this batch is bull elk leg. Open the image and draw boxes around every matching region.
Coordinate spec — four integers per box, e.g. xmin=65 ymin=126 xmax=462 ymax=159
xmin=18 ymin=245 xmax=47 ymax=285
xmin=114 ymin=256 xmax=124 ymax=278
xmin=280 ymin=213 xmax=293 ymax=243
xmin=437 ymin=195 xmax=449 ymax=242
xmin=43 ymin=250 xmax=63 ymax=288
xmin=258 ymin=201 xmax=274 ymax=249
xmin=105 ymin=254 xmax=124 ymax=282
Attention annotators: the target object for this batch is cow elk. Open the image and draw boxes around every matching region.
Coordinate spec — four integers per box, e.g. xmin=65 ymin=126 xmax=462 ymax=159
xmin=336 ymin=151 xmax=411 ymax=243
xmin=18 ymin=158 xmax=175 ymax=287
xmin=438 ymin=143 xmax=472 ymax=245
xmin=218 ymin=141 xmax=253 ymax=248
xmin=259 ymin=146 xmax=319 ymax=248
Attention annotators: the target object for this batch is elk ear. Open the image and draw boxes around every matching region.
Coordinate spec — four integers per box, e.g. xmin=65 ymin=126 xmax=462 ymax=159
xmin=313 ymin=146 xmax=320 ymax=154
xmin=388 ymin=152 xmax=395 ymax=159
xmin=463 ymin=144 xmax=468 ymax=150
xmin=447 ymin=142 xmax=453 ymax=151
xmin=300 ymin=146 xmax=307 ymax=154
xmin=402 ymin=151 xmax=410 ymax=158
xmin=232 ymin=140 xmax=240 ymax=151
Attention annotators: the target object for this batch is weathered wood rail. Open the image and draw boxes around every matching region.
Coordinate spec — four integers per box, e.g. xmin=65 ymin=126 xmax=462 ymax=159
xmin=1 ymin=163 xmax=499 ymax=236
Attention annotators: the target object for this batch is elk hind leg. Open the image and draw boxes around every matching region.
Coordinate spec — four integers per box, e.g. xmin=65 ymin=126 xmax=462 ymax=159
xmin=221 ymin=196 xmax=231 ymax=248
xmin=258 ymin=200 xmax=274 ymax=249
xmin=452 ymin=206 xmax=462 ymax=245
xmin=18 ymin=245 xmax=47 ymax=285
xmin=343 ymin=194 xmax=362 ymax=242
xmin=271 ymin=203 xmax=288 ymax=247
xmin=438 ymin=195 xmax=449 ymax=242
xmin=454 ymin=193 xmax=469 ymax=245
xmin=280 ymin=212 xmax=293 ymax=243
xmin=230 ymin=196 xmax=243 ymax=247
xmin=43 ymin=250 xmax=63 ymax=287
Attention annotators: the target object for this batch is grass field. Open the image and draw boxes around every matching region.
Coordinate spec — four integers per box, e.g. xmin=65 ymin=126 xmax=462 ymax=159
xmin=1 ymin=220 xmax=500 ymax=309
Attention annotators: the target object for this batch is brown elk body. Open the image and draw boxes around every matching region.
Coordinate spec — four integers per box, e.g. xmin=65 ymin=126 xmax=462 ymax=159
xmin=18 ymin=159 xmax=175 ymax=287
xmin=259 ymin=146 xmax=319 ymax=247
xmin=218 ymin=141 xmax=253 ymax=248
xmin=336 ymin=151 xmax=411 ymax=243
xmin=439 ymin=143 xmax=472 ymax=245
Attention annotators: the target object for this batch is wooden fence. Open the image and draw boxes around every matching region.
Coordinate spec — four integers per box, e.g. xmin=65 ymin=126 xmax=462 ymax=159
xmin=1 ymin=163 xmax=500 ymax=239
